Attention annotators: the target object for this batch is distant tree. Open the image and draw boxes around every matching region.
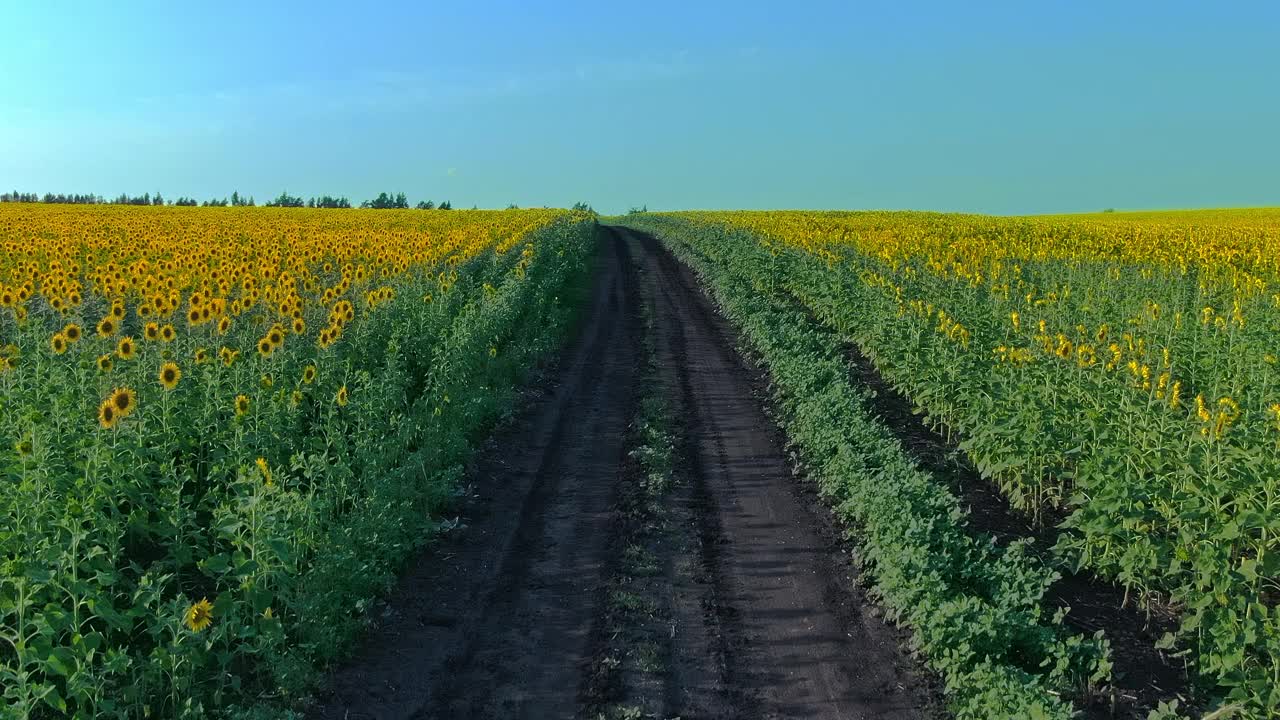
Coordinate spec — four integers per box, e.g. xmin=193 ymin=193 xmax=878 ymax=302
xmin=362 ymin=191 xmax=410 ymax=209
xmin=438 ymin=200 xmax=452 ymax=210
xmin=506 ymin=203 xmax=519 ymax=209
xmin=153 ymin=192 xmax=165 ymax=206
xmin=571 ymin=202 xmax=597 ymax=215
xmin=266 ymin=191 xmax=306 ymax=208
xmin=627 ymin=205 xmax=648 ymax=214
xmin=416 ymin=200 xmax=435 ymax=210
xmin=312 ymin=195 xmax=351 ymax=209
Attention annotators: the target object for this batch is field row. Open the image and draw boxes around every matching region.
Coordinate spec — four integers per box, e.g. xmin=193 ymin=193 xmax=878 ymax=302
xmin=622 ymin=209 xmax=1280 ymax=719
xmin=0 ymin=205 xmax=596 ymax=717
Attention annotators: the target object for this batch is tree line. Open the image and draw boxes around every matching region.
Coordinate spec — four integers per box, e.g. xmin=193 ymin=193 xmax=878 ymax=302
xmin=0 ymin=190 xmax=457 ymax=210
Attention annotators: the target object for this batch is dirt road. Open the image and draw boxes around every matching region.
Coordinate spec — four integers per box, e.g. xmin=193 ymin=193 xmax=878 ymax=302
xmin=308 ymin=227 xmax=940 ymax=719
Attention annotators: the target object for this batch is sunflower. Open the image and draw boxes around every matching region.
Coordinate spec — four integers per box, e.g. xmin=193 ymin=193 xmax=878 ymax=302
xmin=110 ymin=387 xmax=137 ymax=416
xmin=267 ymin=327 xmax=284 ymax=347
xmin=184 ymin=598 xmax=214 ymax=632
xmin=159 ymin=362 xmax=182 ymax=390
xmin=336 ymin=385 xmax=348 ymax=407
xmin=301 ymin=365 xmax=317 ymax=384
xmin=97 ymin=354 xmax=113 ymax=373
xmin=98 ymin=401 xmax=118 ymax=429
xmin=187 ymin=307 xmax=201 ymax=324
xmin=194 ymin=347 xmax=209 ymax=365
xmin=50 ymin=333 xmax=68 ymax=355
xmin=96 ymin=317 xmax=116 ymax=338
xmin=116 ymin=336 xmax=136 ymax=360
xmin=63 ymin=323 xmax=82 ymax=342
xmin=217 ymin=316 xmax=232 ymax=335
xmin=110 ymin=302 xmax=126 ymax=319
xmin=220 ymin=347 xmax=240 ymax=367
xmin=292 ymin=317 xmax=306 ymax=335
xmin=144 ymin=322 xmax=160 ymax=341
xmin=161 ymin=324 xmax=175 ymax=342
xmin=257 ymin=338 xmax=273 ymax=358
xmin=256 ymin=457 xmax=273 ymax=486
xmin=234 ymin=394 xmax=251 ymax=416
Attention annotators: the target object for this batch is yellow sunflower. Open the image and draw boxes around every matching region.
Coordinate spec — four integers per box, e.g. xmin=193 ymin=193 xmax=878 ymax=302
xmin=98 ymin=400 xmax=118 ymax=429
xmin=184 ymin=598 xmax=214 ymax=632
xmin=109 ymin=387 xmax=137 ymax=417
xmin=50 ymin=332 xmax=68 ymax=355
xmin=97 ymin=354 xmax=113 ymax=373
xmin=336 ymin=385 xmax=348 ymax=407
xmin=159 ymin=362 xmax=182 ymax=390
xmin=116 ymin=336 xmax=136 ymax=360
xmin=63 ymin=323 xmax=82 ymax=343
xmin=256 ymin=457 xmax=273 ymax=486
xmin=234 ymin=394 xmax=251 ymax=417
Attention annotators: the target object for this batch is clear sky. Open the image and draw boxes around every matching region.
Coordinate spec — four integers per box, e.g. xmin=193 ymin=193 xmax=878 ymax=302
xmin=2 ymin=1 xmax=1277 ymax=215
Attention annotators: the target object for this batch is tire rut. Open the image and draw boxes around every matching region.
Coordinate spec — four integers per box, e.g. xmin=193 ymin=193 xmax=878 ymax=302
xmin=310 ymin=226 xmax=942 ymax=720
xmin=310 ymin=229 xmax=640 ymax=720
xmin=616 ymin=226 xmax=943 ymax=720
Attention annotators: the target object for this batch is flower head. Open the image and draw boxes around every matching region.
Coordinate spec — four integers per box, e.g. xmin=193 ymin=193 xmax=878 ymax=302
xmin=159 ymin=362 xmax=182 ymax=390
xmin=184 ymin=598 xmax=214 ymax=632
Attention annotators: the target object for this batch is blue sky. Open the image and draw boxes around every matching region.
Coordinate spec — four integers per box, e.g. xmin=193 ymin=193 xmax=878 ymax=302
xmin=2 ymin=1 xmax=1277 ymax=214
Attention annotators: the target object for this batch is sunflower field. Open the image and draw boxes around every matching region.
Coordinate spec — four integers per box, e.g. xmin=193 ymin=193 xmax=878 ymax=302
xmin=621 ymin=209 xmax=1280 ymax=718
xmin=0 ymin=204 xmax=595 ymax=717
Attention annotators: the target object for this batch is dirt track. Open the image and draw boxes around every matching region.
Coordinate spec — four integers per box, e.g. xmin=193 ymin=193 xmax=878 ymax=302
xmin=309 ymin=227 xmax=939 ymax=719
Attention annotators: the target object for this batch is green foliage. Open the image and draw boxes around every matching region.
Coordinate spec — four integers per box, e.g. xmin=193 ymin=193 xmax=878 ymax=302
xmin=619 ymin=216 xmax=1107 ymax=719
xmin=623 ymin=210 xmax=1280 ymax=718
xmin=0 ymin=217 xmax=596 ymax=717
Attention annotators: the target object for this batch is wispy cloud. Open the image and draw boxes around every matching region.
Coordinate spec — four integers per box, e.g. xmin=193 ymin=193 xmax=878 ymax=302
xmin=3 ymin=50 xmax=706 ymax=138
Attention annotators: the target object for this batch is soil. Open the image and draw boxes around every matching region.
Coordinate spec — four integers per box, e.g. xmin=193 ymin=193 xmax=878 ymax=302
xmin=306 ymin=226 xmax=944 ymax=720
xmin=619 ymin=226 xmax=943 ymax=720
